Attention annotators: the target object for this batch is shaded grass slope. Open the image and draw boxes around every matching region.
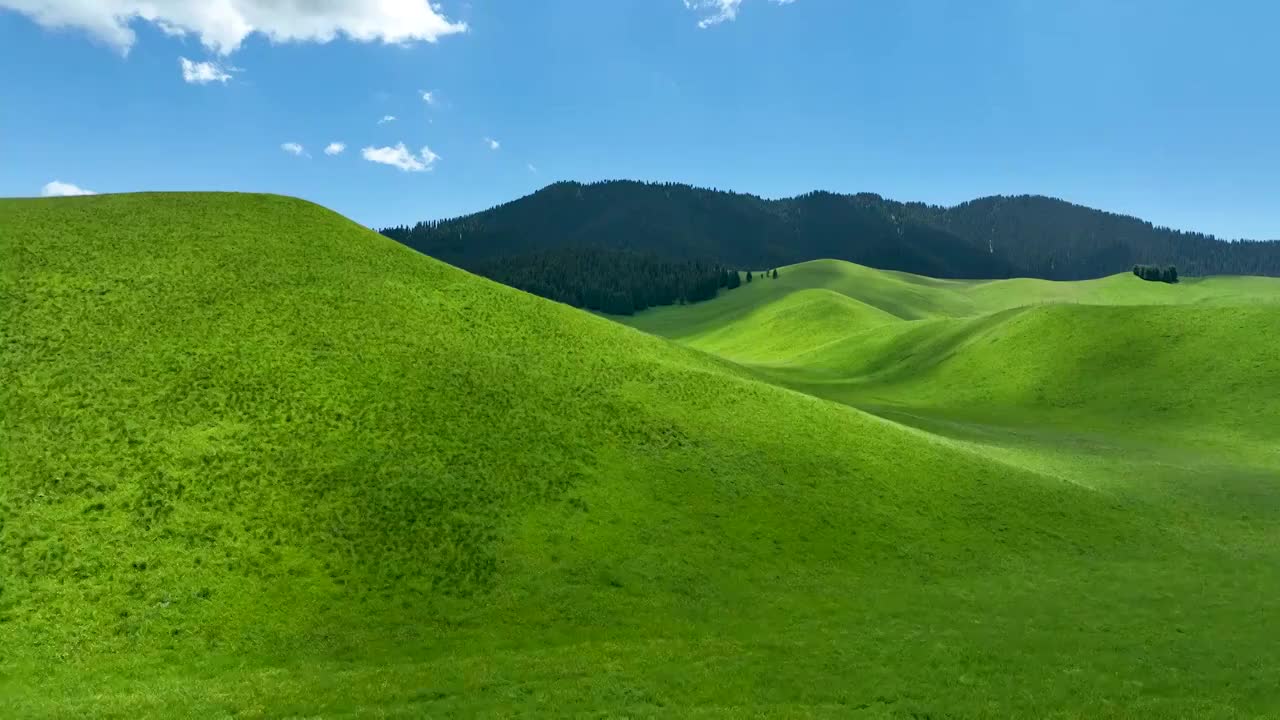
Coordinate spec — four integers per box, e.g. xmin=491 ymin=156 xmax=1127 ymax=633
xmin=1 ymin=193 xmax=1230 ymax=717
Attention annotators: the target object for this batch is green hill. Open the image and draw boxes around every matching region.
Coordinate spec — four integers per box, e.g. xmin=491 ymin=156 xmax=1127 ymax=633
xmin=626 ymin=259 xmax=1280 ymax=448
xmin=640 ymin=288 xmax=900 ymax=364
xmin=764 ymin=304 xmax=1280 ymax=447
xmin=619 ymin=257 xmax=1280 ymax=716
xmin=5 ymin=196 xmax=1280 ymax=718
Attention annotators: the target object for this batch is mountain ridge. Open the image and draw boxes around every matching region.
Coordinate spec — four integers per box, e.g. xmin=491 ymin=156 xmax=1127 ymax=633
xmin=382 ymin=180 xmax=1280 ymax=281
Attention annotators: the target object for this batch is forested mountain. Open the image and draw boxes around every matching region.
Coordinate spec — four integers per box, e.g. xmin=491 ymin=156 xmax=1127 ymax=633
xmin=380 ymin=181 xmax=1280 ymax=296
xmin=472 ymin=247 xmax=747 ymax=315
xmin=911 ymin=195 xmax=1280 ymax=279
xmin=381 ymin=181 xmax=1013 ymax=280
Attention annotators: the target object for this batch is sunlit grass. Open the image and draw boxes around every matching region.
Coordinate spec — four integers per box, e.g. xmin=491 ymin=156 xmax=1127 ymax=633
xmin=3 ymin=196 xmax=1280 ymax=717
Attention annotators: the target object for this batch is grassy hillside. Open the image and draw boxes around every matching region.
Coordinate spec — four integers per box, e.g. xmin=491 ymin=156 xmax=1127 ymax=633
xmin=617 ymin=256 xmax=1280 ymax=717
xmin=626 ymin=259 xmax=1280 ymax=450
xmin=963 ymin=271 xmax=1280 ymax=311
xmin=766 ymin=304 xmax=1280 ymax=448
xmin=627 ymin=259 xmax=1280 ymax=360
xmin=649 ymin=288 xmax=900 ymax=364
xmin=622 ymin=260 xmax=979 ymax=352
xmin=4 ymin=197 xmax=1280 ymax=717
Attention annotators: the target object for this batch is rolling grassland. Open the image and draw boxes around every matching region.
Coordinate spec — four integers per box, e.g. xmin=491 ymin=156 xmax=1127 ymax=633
xmin=3 ymin=196 xmax=1279 ymax=717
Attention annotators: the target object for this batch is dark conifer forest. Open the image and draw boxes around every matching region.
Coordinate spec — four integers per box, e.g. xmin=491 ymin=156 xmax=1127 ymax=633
xmin=472 ymin=247 xmax=743 ymax=315
xmin=380 ymin=180 xmax=1280 ymax=311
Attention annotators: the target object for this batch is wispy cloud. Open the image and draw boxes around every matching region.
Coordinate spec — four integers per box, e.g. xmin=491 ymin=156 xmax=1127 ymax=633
xmin=362 ymin=143 xmax=439 ymax=172
xmin=684 ymin=0 xmax=741 ymax=27
xmin=484 ymin=137 xmax=500 ymax=151
xmin=420 ymin=90 xmax=437 ymax=105
xmin=0 ymin=0 xmax=468 ymax=55
xmin=324 ymin=142 xmax=346 ymax=156
xmin=684 ymin=0 xmax=795 ymax=28
xmin=281 ymin=142 xmax=307 ymax=157
xmin=377 ymin=115 xmax=397 ymax=125
xmin=527 ymin=163 xmax=538 ymax=173
xmin=41 ymin=180 xmax=96 ymax=197
xmin=179 ymin=57 xmax=232 ymax=84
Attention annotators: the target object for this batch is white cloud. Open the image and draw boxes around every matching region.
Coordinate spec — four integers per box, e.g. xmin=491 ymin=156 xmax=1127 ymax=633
xmin=420 ymin=89 xmax=437 ymax=105
xmin=361 ymin=142 xmax=438 ymax=172
xmin=41 ymin=180 xmax=96 ymax=197
xmin=377 ymin=115 xmax=397 ymax=124
xmin=684 ymin=0 xmax=740 ymax=27
xmin=324 ymin=142 xmax=346 ymax=156
xmin=179 ymin=57 xmax=231 ymax=84
xmin=684 ymin=0 xmax=794 ymax=28
xmin=281 ymin=142 xmax=307 ymax=157
xmin=484 ymin=137 xmax=499 ymax=150
xmin=0 ymin=0 xmax=468 ymax=55
xmin=527 ymin=163 xmax=538 ymax=173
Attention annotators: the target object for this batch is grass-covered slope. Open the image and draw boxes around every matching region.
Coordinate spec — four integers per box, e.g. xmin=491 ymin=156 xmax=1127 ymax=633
xmin=4 ymin=197 xmax=1280 ymax=717
xmin=626 ymin=259 xmax=1280 ymax=446
xmin=628 ymin=258 xmax=1280 ymax=371
xmin=649 ymin=288 xmax=899 ymax=364
xmin=615 ymin=256 xmax=1280 ymax=718
xmin=627 ymin=259 xmax=978 ymax=336
xmin=769 ymin=304 xmax=1280 ymax=446
xmin=963 ymin=270 xmax=1280 ymax=311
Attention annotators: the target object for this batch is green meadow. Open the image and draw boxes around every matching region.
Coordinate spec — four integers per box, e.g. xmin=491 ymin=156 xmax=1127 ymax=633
xmin=4 ymin=194 xmax=1280 ymax=718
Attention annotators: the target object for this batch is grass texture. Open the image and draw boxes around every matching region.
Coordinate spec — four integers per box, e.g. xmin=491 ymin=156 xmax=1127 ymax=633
xmin=3 ymin=196 xmax=1280 ymax=718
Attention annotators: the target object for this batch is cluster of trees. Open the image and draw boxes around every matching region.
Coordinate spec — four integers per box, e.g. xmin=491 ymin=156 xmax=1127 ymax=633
xmin=744 ymin=269 xmax=781 ymax=283
xmin=468 ymin=246 xmax=751 ymax=315
xmin=1132 ymin=264 xmax=1179 ymax=283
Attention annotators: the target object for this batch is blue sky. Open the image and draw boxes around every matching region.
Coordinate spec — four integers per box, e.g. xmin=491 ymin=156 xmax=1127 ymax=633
xmin=2 ymin=0 xmax=1277 ymax=239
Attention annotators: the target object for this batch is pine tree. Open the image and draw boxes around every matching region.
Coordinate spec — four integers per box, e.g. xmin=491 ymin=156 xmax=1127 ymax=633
xmin=746 ymin=271 xmax=753 ymax=283
xmin=772 ymin=268 xmax=779 ymax=279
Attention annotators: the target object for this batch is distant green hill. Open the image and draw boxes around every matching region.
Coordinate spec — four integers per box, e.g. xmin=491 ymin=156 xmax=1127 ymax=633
xmin=4 ymin=197 xmax=1280 ymax=717
xmin=625 ymin=259 xmax=1280 ymax=446
xmin=383 ymin=180 xmax=1280 ymax=282
xmin=626 ymin=257 xmax=1280 ymax=333
xmin=619 ymin=257 xmax=1280 ymax=715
